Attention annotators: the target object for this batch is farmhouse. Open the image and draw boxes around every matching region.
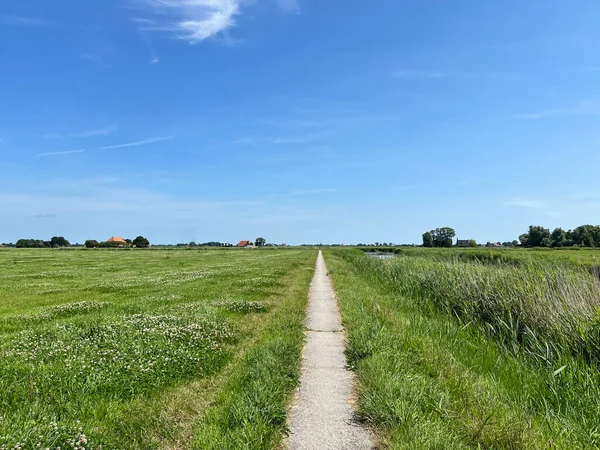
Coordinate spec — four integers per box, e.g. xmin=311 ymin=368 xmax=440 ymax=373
xmin=237 ymin=240 xmax=255 ymax=248
xmin=107 ymin=236 xmax=127 ymax=245
xmin=457 ymin=240 xmax=471 ymax=247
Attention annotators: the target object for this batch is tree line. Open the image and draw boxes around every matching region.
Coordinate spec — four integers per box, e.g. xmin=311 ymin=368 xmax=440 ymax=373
xmin=15 ymin=236 xmax=70 ymax=248
xmin=419 ymin=224 xmax=600 ymax=248
xmin=519 ymin=225 xmax=600 ymax=248
xmin=7 ymin=236 xmax=152 ymax=248
xmin=85 ymin=236 xmax=150 ymax=248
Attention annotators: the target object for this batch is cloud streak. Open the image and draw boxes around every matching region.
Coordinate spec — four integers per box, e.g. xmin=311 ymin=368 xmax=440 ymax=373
xmin=503 ymin=199 xmax=559 ymax=217
xmin=43 ymin=125 xmax=117 ymax=139
xmin=35 ymin=137 xmax=172 ymax=157
xmin=514 ymin=98 xmax=600 ymax=120
xmin=233 ymin=133 xmax=319 ymax=145
xmin=503 ymin=199 xmax=545 ymax=209
xmin=393 ymin=70 xmax=519 ymax=80
xmin=101 ymin=137 xmax=172 ymax=150
xmin=273 ymin=0 xmax=300 ymax=13
xmin=133 ymin=0 xmax=243 ymax=44
xmin=36 ymin=149 xmax=87 ymax=157
xmin=291 ymin=188 xmax=337 ymax=195
xmin=0 ymin=15 xmax=54 ymax=27
xmin=69 ymin=125 xmax=118 ymax=138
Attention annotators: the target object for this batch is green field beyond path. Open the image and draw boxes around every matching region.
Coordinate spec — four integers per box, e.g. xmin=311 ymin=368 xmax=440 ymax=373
xmin=0 ymin=248 xmax=316 ymax=449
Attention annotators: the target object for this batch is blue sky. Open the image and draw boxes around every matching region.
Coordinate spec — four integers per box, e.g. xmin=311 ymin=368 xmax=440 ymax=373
xmin=1 ymin=0 xmax=600 ymax=245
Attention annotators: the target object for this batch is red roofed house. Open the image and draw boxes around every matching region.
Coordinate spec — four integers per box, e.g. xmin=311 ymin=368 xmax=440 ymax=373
xmin=237 ymin=240 xmax=254 ymax=248
xmin=107 ymin=236 xmax=128 ymax=246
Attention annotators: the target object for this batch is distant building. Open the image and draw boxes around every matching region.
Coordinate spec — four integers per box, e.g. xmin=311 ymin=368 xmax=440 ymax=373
xmin=107 ymin=236 xmax=127 ymax=245
xmin=237 ymin=240 xmax=253 ymax=248
xmin=456 ymin=240 xmax=471 ymax=247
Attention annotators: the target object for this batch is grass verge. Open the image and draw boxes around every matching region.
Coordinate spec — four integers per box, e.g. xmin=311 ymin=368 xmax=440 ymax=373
xmin=325 ymin=249 xmax=600 ymax=449
xmin=192 ymin=262 xmax=315 ymax=449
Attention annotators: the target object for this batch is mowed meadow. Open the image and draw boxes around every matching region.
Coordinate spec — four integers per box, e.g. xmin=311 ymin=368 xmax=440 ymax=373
xmin=0 ymin=248 xmax=316 ymax=450
xmin=327 ymin=248 xmax=600 ymax=449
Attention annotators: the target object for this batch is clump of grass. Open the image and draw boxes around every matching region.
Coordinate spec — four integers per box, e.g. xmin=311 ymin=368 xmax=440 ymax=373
xmin=212 ymin=300 xmax=268 ymax=314
xmin=1 ymin=301 xmax=108 ymax=327
xmin=0 ymin=420 xmax=101 ymax=450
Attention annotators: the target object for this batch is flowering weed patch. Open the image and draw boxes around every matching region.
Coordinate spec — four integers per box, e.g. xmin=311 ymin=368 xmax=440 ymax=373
xmin=212 ymin=300 xmax=268 ymax=313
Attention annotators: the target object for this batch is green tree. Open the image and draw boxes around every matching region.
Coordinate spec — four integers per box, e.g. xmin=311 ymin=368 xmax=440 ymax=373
xmin=132 ymin=236 xmax=150 ymax=248
xmin=50 ymin=236 xmax=70 ymax=247
xmin=189 ymin=241 xmax=198 ymax=247
xmin=551 ymin=228 xmax=567 ymax=247
xmin=255 ymin=237 xmax=266 ymax=247
xmin=519 ymin=233 xmax=529 ymax=246
xmin=16 ymin=239 xmax=45 ymax=248
xmin=469 ymin=240 xmax=477 ymax=247
xmin=85 ymin=240 xmax=99 ymax=248
xmin=422 ymin=232 xmax=433 ymax=247
xmin=519 ymin=225 xmax=551 ymax=247
xmin=431 ymin=227 xmax=456 ymax=248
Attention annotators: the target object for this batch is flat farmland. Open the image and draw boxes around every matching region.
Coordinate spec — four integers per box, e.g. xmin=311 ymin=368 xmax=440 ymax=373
xmin=0 ymin=248 xmax=316 ymax=450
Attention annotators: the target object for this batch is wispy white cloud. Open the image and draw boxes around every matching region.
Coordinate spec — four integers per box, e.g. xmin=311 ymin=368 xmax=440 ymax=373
xmin=233 ymin=133 xmax=319 ymax=145
xmin=139 ymin=31 xmax=160 ymax=64
xmin=69 ymin=125 xmax=118 ymax=138
xmin=29 ymin=213 xmax=57 ymax=218
xmin=43 ymin=125 xmax=117 ymax=140
xmin=273 ymin=0 xmax=300 ymax=14
xmin=503 ymin=199 xmax=546 ymax=209
xmin=36 ymin=149 xmax=87 ymax=157
xmin=503 ymin=199 xmax=559 ymax=217
xmin=132 ymin=0 xmax=300 ymax=44
xmin=393 ymin=70 xmax=519 ymax=80
xmin=42 ymin=133 xmax=64 ymax=140
xmin=0 ymin=15 xmax=54 ymax=27
xmin=133 ymin=0 xmax=244 ymax=44
xmin=80 ymin=53 xmax=112 ymax=68
xmin=394 ymin=70 xmax=447 ymax=80
xmin=271 ymin=135 xmax=317 ymax=144
xmin=291 ymin=188 xmax=337 ymax=195
xmin=392 ymin=185 xmax=419 ymax=192
xmin=565 ymin=67 xmax=600 ymax=74
xmin=101 ymin=137 xmax=172 ymax=150
xmin=513 ymin=98 xmax=600 ymax=120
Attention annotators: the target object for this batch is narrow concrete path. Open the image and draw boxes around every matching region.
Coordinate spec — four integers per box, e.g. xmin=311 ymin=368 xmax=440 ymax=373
xmin=286 ymin=251 xmax=372 ymax=450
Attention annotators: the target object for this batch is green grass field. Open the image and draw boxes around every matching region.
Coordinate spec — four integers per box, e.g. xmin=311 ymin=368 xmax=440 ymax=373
xmin=327 ymin=248 xmax=600 ymax=449
xmin=0 ymin=248 xmax=316 ymax=450
xmin=4 ymin=246 xmax=600 ymax=449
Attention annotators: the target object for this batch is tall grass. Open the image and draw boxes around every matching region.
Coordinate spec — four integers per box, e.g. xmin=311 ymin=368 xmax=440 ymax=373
xmin=345 ymin=251 xmax=600 ymax=365
xmin=328 ymin=250 xmax=600 ymax=448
